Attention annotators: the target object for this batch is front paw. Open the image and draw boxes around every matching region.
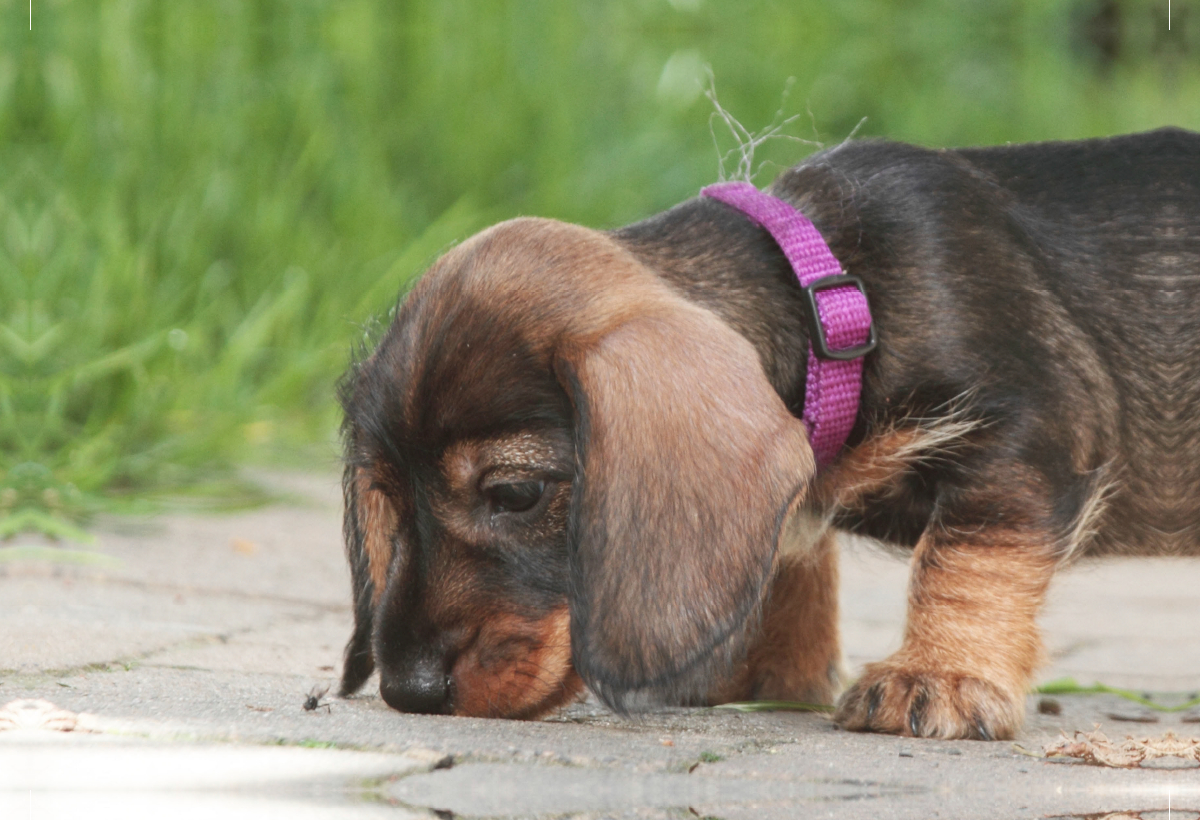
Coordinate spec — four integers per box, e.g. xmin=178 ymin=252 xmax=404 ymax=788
xmin=834 ymin=661 xmax=1024 ymax=740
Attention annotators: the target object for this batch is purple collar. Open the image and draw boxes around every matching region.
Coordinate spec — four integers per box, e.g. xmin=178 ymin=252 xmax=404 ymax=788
xmin=701 ymin=182 xmax=876 ymax=467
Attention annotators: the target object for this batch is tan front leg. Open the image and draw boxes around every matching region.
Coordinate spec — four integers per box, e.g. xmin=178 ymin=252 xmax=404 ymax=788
xmin=712 ymin=532 xmax=843 ymax=705
xmin=835 ymin=530 xmax=1055 ymax=739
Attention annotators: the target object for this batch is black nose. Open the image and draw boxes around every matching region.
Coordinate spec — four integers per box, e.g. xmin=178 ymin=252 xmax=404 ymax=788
xmin=379 ymin=651 xmax=452 ymax=714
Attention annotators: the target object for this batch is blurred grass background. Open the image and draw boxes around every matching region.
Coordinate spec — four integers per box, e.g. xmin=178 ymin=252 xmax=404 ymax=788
xmin=1 ymin=0 xmax=1196 ymax=535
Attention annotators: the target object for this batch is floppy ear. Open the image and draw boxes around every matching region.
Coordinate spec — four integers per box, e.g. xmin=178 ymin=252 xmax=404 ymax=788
xmin=339 ymin=464 xmax=399 ymax=696
xmin=555 ymin=300 xmax=815 ymax=707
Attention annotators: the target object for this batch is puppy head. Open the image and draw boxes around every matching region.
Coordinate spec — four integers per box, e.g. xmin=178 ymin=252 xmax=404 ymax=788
xmin=340 ymin=217 xmax=815 ymax=717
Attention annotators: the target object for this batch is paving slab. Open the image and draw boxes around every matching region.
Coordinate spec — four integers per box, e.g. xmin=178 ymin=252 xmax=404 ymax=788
xmin=2 ymin=470 xmax=1199 ymax=818
xmin=0 ymin=731 xmax=431 ymax=820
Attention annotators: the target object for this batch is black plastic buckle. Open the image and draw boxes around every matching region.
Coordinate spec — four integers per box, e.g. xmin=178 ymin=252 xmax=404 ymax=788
xmin=801 ymin=274 xmax=878 ymax=361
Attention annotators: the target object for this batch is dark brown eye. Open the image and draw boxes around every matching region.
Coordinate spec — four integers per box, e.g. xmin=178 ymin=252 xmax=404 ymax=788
xmin=484 ymin=480 xmax=546 ymax=514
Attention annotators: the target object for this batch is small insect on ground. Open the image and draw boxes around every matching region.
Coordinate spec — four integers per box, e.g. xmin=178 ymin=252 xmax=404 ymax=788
xmin=303 ymin=684 xmax=331 ymax=713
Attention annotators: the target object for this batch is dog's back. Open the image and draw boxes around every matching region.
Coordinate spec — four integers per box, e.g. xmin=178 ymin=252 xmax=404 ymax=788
xmin=955 ymin=129 xmax=1200 ymax=553
xmin=712 ymin=128 xmax=1200 ymax=557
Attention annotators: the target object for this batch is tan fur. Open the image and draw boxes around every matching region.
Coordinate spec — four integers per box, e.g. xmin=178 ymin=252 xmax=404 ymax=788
xmin=712 ymin=533 xmax=843 ymax=705
xmin=451 ymin=607 xmax=584 ymax=719
xmin=1058 ymin=467 xmax=1117 ymax=564
xmin=835 ymin=531 xmax=1056 ymax=739
xmin=355 ymin=470 xmax=397 ymax=606
xmin=817 ymin=426 xmax=933 ymax=511
xmin=816 ymin=409 xmax=982 ymax=513
xmin=557 ymin=298 xmax=815 ymax=689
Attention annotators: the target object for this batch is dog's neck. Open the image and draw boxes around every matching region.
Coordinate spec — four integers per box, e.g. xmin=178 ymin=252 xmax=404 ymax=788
xmin=611 ymin=196 xmax=817 ymax=418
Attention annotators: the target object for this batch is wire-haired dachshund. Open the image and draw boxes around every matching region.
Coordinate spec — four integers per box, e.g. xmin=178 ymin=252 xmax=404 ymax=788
xmin=337 ymin=127 xmax=1200 ymax=740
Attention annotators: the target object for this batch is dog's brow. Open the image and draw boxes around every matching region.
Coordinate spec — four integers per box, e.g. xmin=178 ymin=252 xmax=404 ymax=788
xmin=441 ymin=433 xmax=568 ymax=486
xmin=490 ymin=433 xmax=564 ymax=465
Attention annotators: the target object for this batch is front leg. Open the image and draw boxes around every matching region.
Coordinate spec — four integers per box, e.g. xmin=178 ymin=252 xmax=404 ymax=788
xmin=711 ymin=532 xmax=843 ymax=706
xmin=835 ymin=521 xmax=1056 ymax=740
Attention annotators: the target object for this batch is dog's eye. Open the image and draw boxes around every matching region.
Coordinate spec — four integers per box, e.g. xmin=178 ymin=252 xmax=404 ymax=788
xmin=484 ymin=480 xmax=546 ymax=514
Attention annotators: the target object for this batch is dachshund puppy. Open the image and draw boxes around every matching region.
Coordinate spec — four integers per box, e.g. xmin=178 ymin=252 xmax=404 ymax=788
xmin=338 ymin=127 xmax=1200 ymax=739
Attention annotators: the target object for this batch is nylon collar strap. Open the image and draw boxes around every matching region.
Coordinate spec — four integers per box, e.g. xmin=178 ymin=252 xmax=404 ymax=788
xmin=701 ymin=181 xmax=876 ymax=467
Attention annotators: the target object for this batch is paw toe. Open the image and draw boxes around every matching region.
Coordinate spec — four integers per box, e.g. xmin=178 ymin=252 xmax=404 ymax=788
xmin=835 ymin=666 xmax=1021 ymax=740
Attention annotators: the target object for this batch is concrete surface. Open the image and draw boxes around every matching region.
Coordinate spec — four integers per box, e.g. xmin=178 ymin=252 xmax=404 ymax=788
xmin=2 ymin=470 xmax=1199 ymax=819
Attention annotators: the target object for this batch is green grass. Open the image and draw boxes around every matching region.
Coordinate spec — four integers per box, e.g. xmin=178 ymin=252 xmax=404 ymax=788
xmin=1 ymin=0 xmax=1195 ymax=534
xmin=1036 ymin=678 xmax=1200 ymax=712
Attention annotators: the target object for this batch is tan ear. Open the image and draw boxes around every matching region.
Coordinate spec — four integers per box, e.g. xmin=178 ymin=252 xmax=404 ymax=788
xmin=339 ymin=464 xmax=399 ymax=696
xmin=556 ymin=300 xmax=815 ymax=707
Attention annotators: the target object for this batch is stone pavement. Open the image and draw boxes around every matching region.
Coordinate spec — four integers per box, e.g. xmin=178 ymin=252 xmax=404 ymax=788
xmin=1 ymin=471 xmax=1199 ymax=818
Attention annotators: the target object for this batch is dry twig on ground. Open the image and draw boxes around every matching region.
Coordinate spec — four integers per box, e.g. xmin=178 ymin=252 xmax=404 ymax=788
xmin=1043 ymin=725 xmax=1200 ymax=768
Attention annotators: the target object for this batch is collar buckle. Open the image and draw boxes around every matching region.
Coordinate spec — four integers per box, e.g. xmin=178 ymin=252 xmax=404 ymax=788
xmin=802 ymin=274 xmax=878 ymax=361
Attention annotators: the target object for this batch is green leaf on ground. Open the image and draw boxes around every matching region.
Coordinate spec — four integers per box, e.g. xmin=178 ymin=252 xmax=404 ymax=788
xmin=1035 ymin=677 xmax=1200 ymax=713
